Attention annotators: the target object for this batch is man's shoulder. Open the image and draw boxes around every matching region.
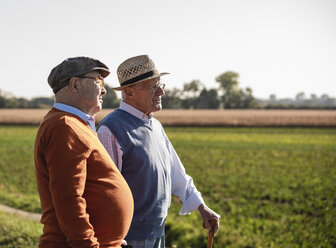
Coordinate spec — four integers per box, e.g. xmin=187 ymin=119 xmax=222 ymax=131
xmin=37 ymin=110 xmax=95 ymax=151
xmin=100 ymin=109 xmax=135 ymax=125
xmin=41 ymin=108 xmax=82 ymax=127
xmin=39 ymin=109 xmax=91 ymax=140
xmin=152 ymin=117 xmax=164 ymax=128
xmin=102 ymin=108 xmax=123 ymax=119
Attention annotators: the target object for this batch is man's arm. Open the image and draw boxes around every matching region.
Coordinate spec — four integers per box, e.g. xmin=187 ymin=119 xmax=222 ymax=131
xmin=97 ymin=125 xmax=123 ymax=171
xmin=97 ymin=125 xmax=129 ymax=245
xmin=165 ymin=133 xmax=221 ymax=235
xmin=46 ymin=125 xmax=99 ymax=247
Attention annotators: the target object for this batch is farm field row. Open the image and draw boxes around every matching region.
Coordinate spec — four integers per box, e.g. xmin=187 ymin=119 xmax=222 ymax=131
xmin=0 ymin=126 xmax=335 ymax=247
xmin=0 ymin=108 xmax=336 ymax=126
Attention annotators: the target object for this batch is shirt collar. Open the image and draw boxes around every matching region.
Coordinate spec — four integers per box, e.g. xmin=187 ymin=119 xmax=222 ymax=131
xmin=119 ymin=101 xmax=153 ymax=123
xmin=53 ymin=103 xmax=96 ymax=131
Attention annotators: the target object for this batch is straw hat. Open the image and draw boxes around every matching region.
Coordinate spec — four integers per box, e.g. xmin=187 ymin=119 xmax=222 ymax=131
xmin=113 ymin=55 xmax=169 ymax=90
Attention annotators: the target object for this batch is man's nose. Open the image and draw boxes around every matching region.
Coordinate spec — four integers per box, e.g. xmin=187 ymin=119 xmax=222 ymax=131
xmin=101 ymin=86 xmax=107 ymax=95
xmin=156 ymin=87 xmax=165 ymax=96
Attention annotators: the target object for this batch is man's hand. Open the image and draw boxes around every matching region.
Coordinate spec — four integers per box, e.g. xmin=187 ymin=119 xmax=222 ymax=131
xmin=198 ymin=204 xmax=220 ymax=236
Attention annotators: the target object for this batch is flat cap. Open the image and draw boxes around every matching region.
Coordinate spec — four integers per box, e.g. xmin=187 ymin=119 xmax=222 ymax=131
xmin=48 ymin=56 xmax=110 ymax=94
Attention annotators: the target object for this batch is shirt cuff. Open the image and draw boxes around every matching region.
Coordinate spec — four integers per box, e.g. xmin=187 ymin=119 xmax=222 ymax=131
xmin=178 ymin=191 xmax=205 ymax=215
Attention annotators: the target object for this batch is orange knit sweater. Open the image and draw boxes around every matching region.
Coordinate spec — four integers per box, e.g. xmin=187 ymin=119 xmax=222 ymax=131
xmin=34 ymin=108 xmax=134 ymax=248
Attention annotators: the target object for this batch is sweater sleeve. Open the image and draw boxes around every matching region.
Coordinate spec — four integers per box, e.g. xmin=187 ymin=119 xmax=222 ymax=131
xmin=45 ymin=124 xmax=99 ymax=248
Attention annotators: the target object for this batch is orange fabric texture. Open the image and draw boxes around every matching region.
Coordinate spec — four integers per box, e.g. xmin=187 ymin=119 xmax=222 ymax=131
xmin=34 ymin=108 xmax=134 ymax=248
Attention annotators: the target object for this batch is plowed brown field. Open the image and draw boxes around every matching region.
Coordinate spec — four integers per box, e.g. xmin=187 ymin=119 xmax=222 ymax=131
xmin=1 ymin=109 xmax=336 ymax=126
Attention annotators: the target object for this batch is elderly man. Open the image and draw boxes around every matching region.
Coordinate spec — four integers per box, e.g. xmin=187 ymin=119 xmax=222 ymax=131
xmin=97 ymin=55 xmax=220 ymax=248
xmin=34 ymin=57 xmax=134 ymax=248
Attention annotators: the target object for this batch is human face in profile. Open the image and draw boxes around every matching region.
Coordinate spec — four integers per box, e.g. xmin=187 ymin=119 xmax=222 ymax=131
xmin=128 ymin=78 xmax=165 ymax=116
xmin=76 ymin=71 xmax=107 ymax=116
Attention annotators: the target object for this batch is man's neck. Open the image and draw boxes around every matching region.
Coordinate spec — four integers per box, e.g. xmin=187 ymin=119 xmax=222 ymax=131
xmin=55 ymin=99 xmax=95 ymax=117
xmin=123 ymin=100 xmax=152 ymax=118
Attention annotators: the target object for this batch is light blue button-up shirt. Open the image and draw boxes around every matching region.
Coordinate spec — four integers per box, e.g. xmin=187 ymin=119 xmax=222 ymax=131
xmin=53 ymin=103 xmax=96 ymax=131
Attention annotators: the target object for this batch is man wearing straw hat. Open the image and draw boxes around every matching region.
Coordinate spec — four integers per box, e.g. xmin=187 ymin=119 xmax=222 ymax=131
xmin=34 ymin=57 xmax=134 ymax=248
xmin=97 ymin=55 xmax=220 ymax=248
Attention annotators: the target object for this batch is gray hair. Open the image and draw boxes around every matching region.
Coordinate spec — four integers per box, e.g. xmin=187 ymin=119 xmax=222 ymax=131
xmin=121 ymin=90 xmax=126 ymax=100
xmin=121 ymin=84 xmax=142 ymax=99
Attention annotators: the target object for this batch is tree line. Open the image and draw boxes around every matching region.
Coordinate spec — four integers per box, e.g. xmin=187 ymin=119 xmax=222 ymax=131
xmin=163 ymin=71 xmax=256 ymax=109
xmin=0 ymin=71 xmax=335 ymax=109
xmin=0 ymin=84 xmax=120 ymax=109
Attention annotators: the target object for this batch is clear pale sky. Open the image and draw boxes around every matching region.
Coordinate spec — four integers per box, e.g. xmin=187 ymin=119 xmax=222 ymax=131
xmin=0 ymin=0 xmax=335 ymax=99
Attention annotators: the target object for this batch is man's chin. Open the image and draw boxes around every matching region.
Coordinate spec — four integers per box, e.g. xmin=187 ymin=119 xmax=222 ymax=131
xmin=149 ymin=106 xmax=162 ymax=114
xmin=154 ymin=104 xmax=162 ymax=111
xmin=92 ymin=105 xmax=102 ymax=115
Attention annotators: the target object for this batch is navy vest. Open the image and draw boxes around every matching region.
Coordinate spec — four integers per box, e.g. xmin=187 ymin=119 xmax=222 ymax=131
xmin=98 ymin=109 xmax=172 ymax=240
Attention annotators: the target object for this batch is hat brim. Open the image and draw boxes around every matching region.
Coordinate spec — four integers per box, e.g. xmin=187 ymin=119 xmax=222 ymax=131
xmin=90 ymin=67 xmax=110 ymax=78
xmin=112 ymin=72 xmax=169 ymax=91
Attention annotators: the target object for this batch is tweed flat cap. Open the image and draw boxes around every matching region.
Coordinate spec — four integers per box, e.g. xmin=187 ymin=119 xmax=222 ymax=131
xmin=48 ymin=56 xmax=110 ymax=94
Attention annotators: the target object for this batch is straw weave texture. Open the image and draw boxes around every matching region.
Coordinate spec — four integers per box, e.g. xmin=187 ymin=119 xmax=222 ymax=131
xmin=117 ymin=55 xmax=157 ymax=84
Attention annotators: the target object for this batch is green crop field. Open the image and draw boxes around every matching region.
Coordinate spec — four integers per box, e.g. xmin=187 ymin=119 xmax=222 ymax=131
xmin=0 ymin=126 xmax=335 ymax=248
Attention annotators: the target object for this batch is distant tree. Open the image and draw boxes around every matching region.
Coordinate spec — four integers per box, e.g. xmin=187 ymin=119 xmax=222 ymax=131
xmin=102 ymin=84 xmax=120 ymax=108
xmin=216 ymin=71 xmax=239 ymax=108
xmin=181 ymin=80 xmax=204 ymax=109
xmin=17 ymin=97 xmax=29 ymax=108
xmin=216 ymin=71 xmax=256 ymax=108
xmin=295 ymin=92 xmax=305 ymax=101
xmin=321 ymin=94 xmax=329 ymax=100
xmin=5 ymin=97 xmax=19 ymax=108
xmin=162 ymin=88 xmax=182 ymax=109
xmin=215 ymin=71 xmax=239 ymax=92
xmin=225 ymin=89 xmax=241 ymax=108
xmin=29 ymin=96 xmax=54 ymax=108
xmin=310 ymin=94 xmax=317 ymax=100
xmin=240 ymin=87 xmax=257 ymax=108
xmin=269 ymin=94 xmax=277 ymax=102
xmin=319 ymin=94 xmax=335 ymax=107
xmin=182 ymin=80 xmax=203 ymax=97
xmin=196 ymin=89 xmax=220 ymax=109
xmin=0 ymin=90 xmax=6 ymax=108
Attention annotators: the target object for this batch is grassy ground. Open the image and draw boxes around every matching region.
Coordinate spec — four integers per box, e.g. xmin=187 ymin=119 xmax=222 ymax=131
xmin=0 ymin=211 xmax=41 ymax=247
xmin=0 ymin=126 xmax=335 ymax=247
xmin=164 ymin=127 xmax=336 ymax=248
xmin=0 ymin=126 xmax=41 ymax=213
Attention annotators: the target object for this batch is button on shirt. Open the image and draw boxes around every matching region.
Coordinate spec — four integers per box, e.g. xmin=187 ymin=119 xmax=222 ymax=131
xmin=98 ymin=101 xmax=204 ymax=215
xmin=53 ymin=103 xmax=96 ymax=131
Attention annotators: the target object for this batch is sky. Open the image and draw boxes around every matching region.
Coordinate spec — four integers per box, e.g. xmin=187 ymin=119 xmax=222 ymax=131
xmin=0 ymin=0 xmax=335 ymax=100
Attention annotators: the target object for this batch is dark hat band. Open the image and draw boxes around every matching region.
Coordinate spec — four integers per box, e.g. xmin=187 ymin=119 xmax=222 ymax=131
xmin=122 ymin=70 xmax=154 ymax=87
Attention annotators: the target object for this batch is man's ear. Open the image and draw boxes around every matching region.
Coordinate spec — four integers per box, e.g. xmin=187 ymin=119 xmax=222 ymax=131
xmin=68 ymin=77 xmax=80 ymax=94
xmin=124 ymin=87 xmax=134 ymax=97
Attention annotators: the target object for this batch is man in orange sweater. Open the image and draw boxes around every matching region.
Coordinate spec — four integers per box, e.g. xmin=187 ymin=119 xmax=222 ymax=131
xmin=34 ymin=57 xmax=134 ymax=248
